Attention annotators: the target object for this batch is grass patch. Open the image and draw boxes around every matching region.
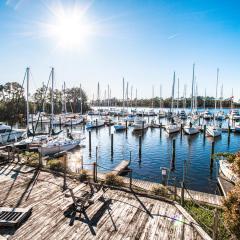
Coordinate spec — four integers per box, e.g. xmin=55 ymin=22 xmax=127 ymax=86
xmin=185 ymin=201 xmax=231 ymax=240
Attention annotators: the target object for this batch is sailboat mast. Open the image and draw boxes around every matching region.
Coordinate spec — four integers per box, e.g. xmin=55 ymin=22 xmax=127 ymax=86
xmin=220 ymin=84 xmax=223 ymax=110
xmin=26 ymin=67 xmax=30 ymax=131
xmin=177 ymin=78 xmax=179 ymax=110
xmin=151 ymin=85 xmax=154 ymax=108
xmin=130 ymin=85 xmax=133 ymax=110
xmin=135 ymin=88 xmax=137 ymax=107
xmin=126 ymin=82 xmax=129 ymax=110
xmin=64 ymin=82 xmax=67 ymax=113
xmin=107 ymin=84 xmax=110 ymax=108
xmin=80 ymin=83 xmax=82 ymax=114
xmin=51 ymin=67 xmax=54 ymax=131
xmin=191 ymin=64 xmax=195 ymax=112
xmin=195 ymin=80 xmax=198 ymax=111
xmin=122 ymin=78 xmax=125 ymax=110
xmin=204 ymin=88 xmax=206 ymax=110
xmin=97 ymin=82 xmax=100 ymax=110
xmin=171 ymin=72 xmax=176 ymax=112
xmin=215 ymin=68 xmax=219 ymax=110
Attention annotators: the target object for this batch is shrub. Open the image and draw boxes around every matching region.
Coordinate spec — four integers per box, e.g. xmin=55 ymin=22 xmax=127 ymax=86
xmin=47 ymin=159 xmax=64 ymax=172
xmin=151 ymin=185 xmax=168 ymax=197
xmin=232 ymin=153 xmax=240 ymax=176
xmin=105 ymin=173 xmax=125 ymax=187
xmin=79 ymin=169 xmax=88 ymax=182
xmin=223 ymin=183 xmax=240 ymax=239
xmin=214 ymin=152 xmax=236 ymax=163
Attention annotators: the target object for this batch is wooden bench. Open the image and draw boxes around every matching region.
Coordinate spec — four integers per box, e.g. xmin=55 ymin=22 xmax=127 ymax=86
xmin=0 ymin=207 xmax=32 ymax=227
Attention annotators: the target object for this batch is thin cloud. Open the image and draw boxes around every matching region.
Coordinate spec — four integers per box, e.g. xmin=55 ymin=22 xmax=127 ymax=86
xmin=167 ymin=33 xmax=179 ymax=40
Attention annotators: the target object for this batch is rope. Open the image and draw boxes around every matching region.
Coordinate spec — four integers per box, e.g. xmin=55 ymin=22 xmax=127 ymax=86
xmin=183 ymin=183 xmax=215 ymax=213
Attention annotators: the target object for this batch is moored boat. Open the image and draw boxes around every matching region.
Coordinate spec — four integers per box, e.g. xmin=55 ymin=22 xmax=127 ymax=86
xmin=219 ymin=159 xmax=239 ymax=184
xmin=206 ymin=125 xmax=222 ymax=137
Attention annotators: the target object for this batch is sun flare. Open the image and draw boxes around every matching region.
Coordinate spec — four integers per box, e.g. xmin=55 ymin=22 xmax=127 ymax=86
xmin=46 ymin=5 xmax=93 ymax=49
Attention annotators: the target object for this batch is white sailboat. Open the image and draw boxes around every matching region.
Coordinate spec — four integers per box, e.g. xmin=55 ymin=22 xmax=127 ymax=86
xmin=183 ymin=119 xmax=200 ymax=135
xmin=165 ymin=71 xmax=181 ymax=134
xmin=158 ymin=85 xmax=166 ymax=118
xmin=206 ymin=125 xmax=222 ymax=137
xmin=0 ymin=123 xmax=25 ymax=144
xmin=132 ymin=117 xmax=149 ymax=131
xmin=39 ymin=137 xmax=81 ymax=156
xmin=184 ymin=64 xmax=200 ymax=135
xmin=215 ymin=84 xmax=225 ymax=120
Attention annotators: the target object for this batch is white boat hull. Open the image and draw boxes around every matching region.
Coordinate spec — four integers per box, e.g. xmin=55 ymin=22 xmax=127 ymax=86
xmin=165 ymin=125 xmax=180 ymax=134
xmin=133 ymin=124 xmax=149 ymax=131
xmin=206 ymin=126 xmax=222 ymax=137
xmin=39 ymin=140 xmax=80 ymax=156
xmin=183 ymin=126 xmax=199 ymax=135
xmin=0 ymin=130 xmax=24 ymax=144
xmin=219 ymin=160 xmax=239 ymax=183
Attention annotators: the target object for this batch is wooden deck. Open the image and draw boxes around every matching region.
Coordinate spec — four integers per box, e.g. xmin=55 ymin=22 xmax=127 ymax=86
xmin=128 ymin=178 xmax=223 ymax=207
xmin=0 ymin=163 xmax=210 ymax=240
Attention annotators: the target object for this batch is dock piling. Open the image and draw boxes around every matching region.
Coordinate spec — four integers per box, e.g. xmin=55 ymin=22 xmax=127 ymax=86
xmin=203 ymin=124 xmax=206 ymax=140
xmin=89 ymin=131 xmax=92 ymax=153
xmin=171 ymin=139 xmax=176 ymax=170
xmin=210 ymin=141 xmax=215 ymax=168
xmin=139 ymin=135 xmax=142 ymax=158
xmin=111 ymin=133 xmax=114 ymax=158
xmin=160 ymin=123 xmax=162 ymax=138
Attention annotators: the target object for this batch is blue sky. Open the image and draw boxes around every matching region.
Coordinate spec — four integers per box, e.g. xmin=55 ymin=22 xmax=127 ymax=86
xmin=0 ymin=0 xmax=240 ymax=100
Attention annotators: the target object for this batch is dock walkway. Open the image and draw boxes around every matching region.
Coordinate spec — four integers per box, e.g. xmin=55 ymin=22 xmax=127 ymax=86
xmin=0 ymin=163 xmax=210 ymax=240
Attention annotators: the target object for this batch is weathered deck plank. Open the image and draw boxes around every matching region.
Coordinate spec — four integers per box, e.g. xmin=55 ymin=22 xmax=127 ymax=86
xmin=0 ymin=164 xmax=210 ymax=240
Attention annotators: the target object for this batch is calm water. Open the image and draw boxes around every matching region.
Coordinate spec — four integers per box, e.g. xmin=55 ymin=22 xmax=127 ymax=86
xmin=14 ymin=107 xmax=240 ymax=194
xmin=64 ymin=108 xmax=240 ymax=194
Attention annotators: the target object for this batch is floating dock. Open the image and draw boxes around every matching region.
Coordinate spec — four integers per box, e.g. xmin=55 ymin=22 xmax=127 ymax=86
xmin=110 ymin=160 xmax=130 ymax=175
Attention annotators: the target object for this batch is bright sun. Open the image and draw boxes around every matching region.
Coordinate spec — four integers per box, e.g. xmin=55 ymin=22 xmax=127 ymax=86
xmin=47 ymin=6 xmax=93 ymax=49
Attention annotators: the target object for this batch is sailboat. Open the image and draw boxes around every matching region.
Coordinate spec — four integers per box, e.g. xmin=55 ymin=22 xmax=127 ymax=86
xmin=0 ymin=123 xmax=25 ymax=145
xmin=158 ymin=85 xmax=165 ymax=118
xmin=206 ymin=125 xmax=222 ymax=137
xmin=165 ymin=72 xmax=181 ymax=134
xmin=39 ymin=137 xmax=81 ymax=156
xmin=184 ymin=119 xmax=200 ymax=135
xmin=132 ymin=117 xmax=149 ymax=131
xmin=215 ymin=84 xmax=225 ymax=121
xmin=114 ymin=78 xmax=129 ymax=130
xmin=184 ymin=64 xmax=200 ymax=135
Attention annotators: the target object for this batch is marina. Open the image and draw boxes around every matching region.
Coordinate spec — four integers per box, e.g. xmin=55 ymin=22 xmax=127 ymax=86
xmin=1 ymin=0 xmax=240 ymax=238
xmin=1 ymin=107 xmax=240 ymax=195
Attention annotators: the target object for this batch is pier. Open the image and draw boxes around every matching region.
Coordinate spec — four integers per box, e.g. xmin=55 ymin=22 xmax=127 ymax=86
xmin=0 ymin=164 xmax=211 ymax=240
xmin=110 ymin=160 xmax=130 ymax=175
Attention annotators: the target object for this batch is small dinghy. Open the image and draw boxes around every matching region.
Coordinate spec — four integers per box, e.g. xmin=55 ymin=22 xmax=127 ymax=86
xmin=219 ymin=160 xmax=239 ymax=184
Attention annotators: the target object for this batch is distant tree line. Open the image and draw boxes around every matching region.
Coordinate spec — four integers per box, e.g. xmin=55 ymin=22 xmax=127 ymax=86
xmin=92 ymin=96 xmax=240 ymax=109
xmin=0 ymin=82 xmax=89 ymax=123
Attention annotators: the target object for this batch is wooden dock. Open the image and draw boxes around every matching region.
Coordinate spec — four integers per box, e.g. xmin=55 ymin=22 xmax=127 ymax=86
xmin=110 ymin=160 xmax=130 ymax=175
xmin=124 ymin=178 xmax=223 ymax=207
xmin=0 ymin=163 xmax=210 ymax=240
